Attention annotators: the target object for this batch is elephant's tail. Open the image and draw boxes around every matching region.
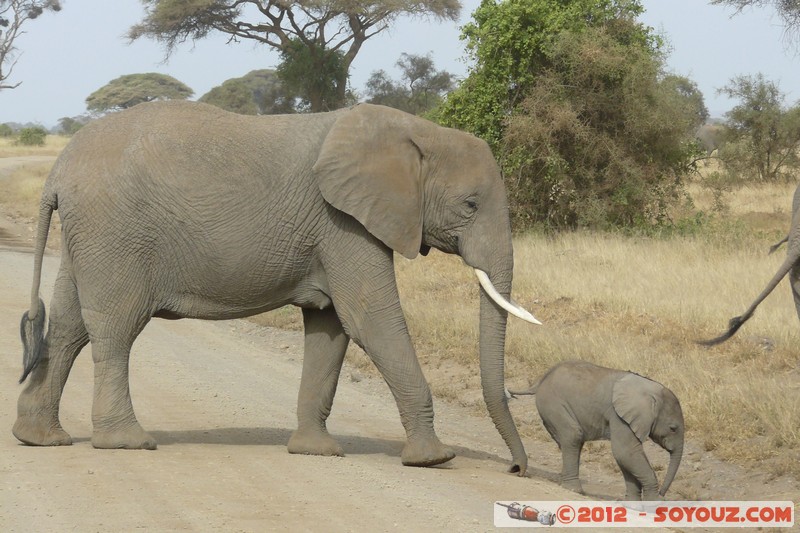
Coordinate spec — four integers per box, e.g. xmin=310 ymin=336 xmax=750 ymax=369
xmin=768 ymin=235 xmax=788 ymax=255
xmin=506 ymin=381 xmax=540 ymax=398
xmin=698 ymin=246 xmax=799 ymax=346
xmin=19 ymin=193 xmax=56 ymax=383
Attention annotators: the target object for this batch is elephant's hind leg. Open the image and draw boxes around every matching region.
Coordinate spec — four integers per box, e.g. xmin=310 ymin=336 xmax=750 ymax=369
xmin=82 ymin=303 xmax=155 ymax=450
xmin=14 ymin=270 xmax=89 ymax=446
xmin=558 ymin=437 xmax=585 ymax=494
xmin=288 ymin=307 xmax=348 ymax=457
xmin=541 ymin=414 xmax=584 ymax=493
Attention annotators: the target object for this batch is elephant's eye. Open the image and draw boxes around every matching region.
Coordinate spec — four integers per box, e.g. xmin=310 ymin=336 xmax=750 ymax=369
xmin=669 ymin=424 xmax=679 ymax=432
xmin=465 ymin=199 xmax=478 ymax=211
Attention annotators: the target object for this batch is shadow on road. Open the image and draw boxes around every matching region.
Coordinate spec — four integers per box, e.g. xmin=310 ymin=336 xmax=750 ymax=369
xmin=146 ymin=426 xmax=560 ymax=480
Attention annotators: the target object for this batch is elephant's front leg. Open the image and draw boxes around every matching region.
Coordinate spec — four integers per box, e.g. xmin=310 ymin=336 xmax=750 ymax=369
xmin=610 ymin=417 xmax=660 ymax=501
xmin=324 ymin=243 xmax=454 ymax=467
xmin=288 ymin=306 xmax=349 ymax=457
xmin=619 ymin=465 xmax=643 ymax=502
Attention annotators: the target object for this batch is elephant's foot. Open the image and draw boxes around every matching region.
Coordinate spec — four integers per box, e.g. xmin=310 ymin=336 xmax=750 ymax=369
xmin=561 ymin=478 xmax=584 ymax=494
xmin=92 ymin=424 xmax=157 ymax=450
xmin=401 ymin=435 xmax=455 ymax=467
xmin=13 ymin=415 xmax=73 ymax=446
xmin=638 ymin=491 xmax=662 ymax=502
xmin=287 ymin=427 xmax=343 ymax=456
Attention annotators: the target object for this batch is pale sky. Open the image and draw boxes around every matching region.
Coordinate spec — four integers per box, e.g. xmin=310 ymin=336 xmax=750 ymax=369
xmin=0 ymin=0 xmax=797 ymax=127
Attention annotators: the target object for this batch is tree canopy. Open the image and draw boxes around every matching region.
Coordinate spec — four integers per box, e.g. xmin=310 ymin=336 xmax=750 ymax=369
xmin=199 ymin=69 xmax=294 ymax=114
xmin=85 ymin=73 xmax=194 ymax=114
xmin=57 ymin=115 xmax=89 ymax=135
xmin=717 ymin=73 xmax=800 ymax=182
xmin=129 ymin=0 xmax=461 ymax=111
xmin=0 ymin=0 xmax=61 ymax=90
xmin=437 ymin=0 xmax=706 ymax=230
xmin=438 ymin=0 xmax=654 ymax=150
xmin=711 ymin=1 xmax=800 ymax=43
xmin=365 ymin=53 xmax=455 ymax=115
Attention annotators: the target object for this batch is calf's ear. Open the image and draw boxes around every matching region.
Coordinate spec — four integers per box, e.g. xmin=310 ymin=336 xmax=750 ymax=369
xmin=612 ymin=373 xmax=664 ymax=442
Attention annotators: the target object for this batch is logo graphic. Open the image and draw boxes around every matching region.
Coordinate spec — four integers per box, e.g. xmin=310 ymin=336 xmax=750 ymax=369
xmin=494 ymin=501 xmax=794 ymax=528
xmin=496 ymin=502 xmax=556 ymax=525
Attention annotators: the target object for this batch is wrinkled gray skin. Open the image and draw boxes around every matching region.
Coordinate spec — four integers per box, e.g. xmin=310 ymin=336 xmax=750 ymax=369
xmin=702 ymin=183 xmax=800 ymax=345
xmin=508 ymin=361 xmax=684 ymax=500
xmin=15 ymin=101 xmax=530 ymax=474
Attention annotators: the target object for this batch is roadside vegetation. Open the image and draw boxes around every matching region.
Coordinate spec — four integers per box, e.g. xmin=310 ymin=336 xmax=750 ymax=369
xmin=2 ymin=0 xmax=799 ymax=495
xmin=0 ymin=134 xmax=68 ymax=158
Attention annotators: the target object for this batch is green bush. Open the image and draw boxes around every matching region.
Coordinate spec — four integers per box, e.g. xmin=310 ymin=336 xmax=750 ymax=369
xmin=17 ymin=126 xmax=47 ymax=146
xmin=0 ymin=123 xmax=13 ymax=137
xmin=502 ymin=25 xmax=704 ymax=230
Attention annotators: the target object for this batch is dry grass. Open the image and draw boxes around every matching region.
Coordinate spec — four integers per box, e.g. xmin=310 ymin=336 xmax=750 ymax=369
xmin=0 ymin=135 xmax=66 ymax=219
xmin=0 ymin=162 xmax=53 ymax=219
xmin=506 ymin=230 xmax=800 ymax=472
xmin=2 ymin=143 xmax=799 ymax=476
xmin=0 ymin=135 xmax=70 ymax=158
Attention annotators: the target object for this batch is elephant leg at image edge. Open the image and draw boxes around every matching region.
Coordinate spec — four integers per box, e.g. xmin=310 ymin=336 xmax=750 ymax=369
xmin=14 ymin=269 xmax=88 ymax=446
xmin=790 ymin=262 xmax=800 ymax=321
xmin=288 ymin=306 xmax=349 ymax=456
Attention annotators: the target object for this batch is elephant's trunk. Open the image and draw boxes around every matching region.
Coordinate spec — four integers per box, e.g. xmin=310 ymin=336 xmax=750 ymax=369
xmin=478 ymin=264 xmax=528 ymax=476
xmin=659 ymin=443 xmax=683 ymax=496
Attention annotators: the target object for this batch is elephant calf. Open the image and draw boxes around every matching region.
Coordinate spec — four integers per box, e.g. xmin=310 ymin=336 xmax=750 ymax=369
xmin=508 ymin=361 xmax=684 ymax=501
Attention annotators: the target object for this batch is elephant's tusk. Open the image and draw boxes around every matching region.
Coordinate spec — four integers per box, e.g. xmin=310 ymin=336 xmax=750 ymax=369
xmin=474 ymin=269 xmax=542 ymax=325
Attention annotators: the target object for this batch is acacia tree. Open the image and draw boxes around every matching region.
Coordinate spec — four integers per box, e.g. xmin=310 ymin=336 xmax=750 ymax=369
xmin=200 ymin=69 xmax=295 ymax=114
xmin=717 ymin=73 xmax=800 ymax=182
xmin=129 ymin=0 xmax=460 ymax=111
xmin=57 ymin=115 xmax=90 ymax=135
xmin=365 ymin=53 xmax=455 ymax=115
xmin=0 ymin=0 xmax=60 ymax=90
xmin=86 ymin=73 xmax=194 ymax=114
xmin=712 ymin=1 xmax=800 ymax=42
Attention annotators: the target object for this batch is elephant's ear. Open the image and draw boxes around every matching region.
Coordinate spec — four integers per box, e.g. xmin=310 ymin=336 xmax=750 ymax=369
xmin=612 ymin=373 xmax=663 ymax=443
xmin=313 ymin=104 xmax=424 ymax=259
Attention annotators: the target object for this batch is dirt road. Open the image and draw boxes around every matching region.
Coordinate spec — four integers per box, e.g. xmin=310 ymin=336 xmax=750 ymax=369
xmin=0 ymin=244 xmax=602 ymax=532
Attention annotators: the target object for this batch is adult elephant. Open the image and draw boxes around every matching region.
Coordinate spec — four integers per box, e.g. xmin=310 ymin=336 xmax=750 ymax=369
xmin=14 ymin=101 xmax=539 ymax=474
xmin=701 ymin=183 xmax=800 ymax=345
